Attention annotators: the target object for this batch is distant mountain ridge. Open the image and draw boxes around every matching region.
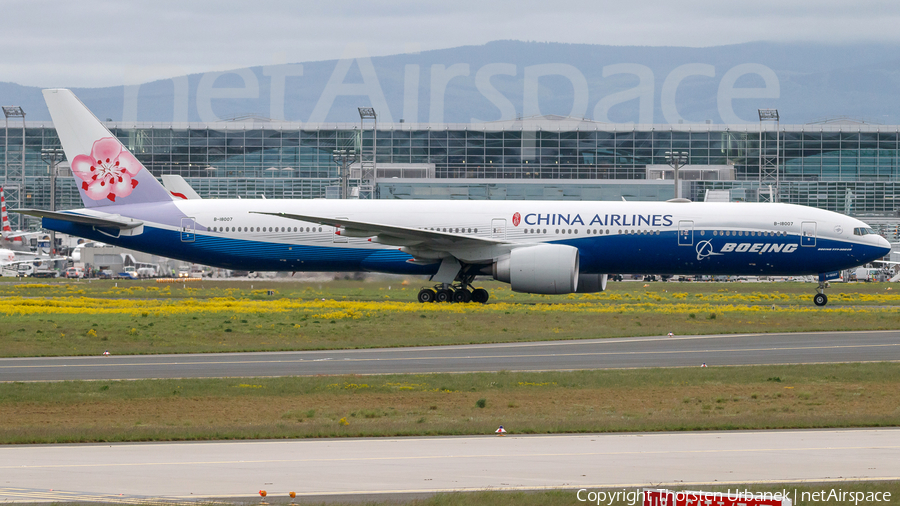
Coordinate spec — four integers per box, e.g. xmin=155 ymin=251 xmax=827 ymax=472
xmin=3 ymin=40 xmax=900 ymax=125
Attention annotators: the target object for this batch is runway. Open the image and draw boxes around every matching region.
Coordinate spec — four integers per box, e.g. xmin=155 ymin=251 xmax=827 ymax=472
xmin=0 ymin=429 xmax=898 ymax=502
xmin=1 ymin=330 xmax=898 ymax=382
xmin=2 ymin=331 xmax=899 ymax=503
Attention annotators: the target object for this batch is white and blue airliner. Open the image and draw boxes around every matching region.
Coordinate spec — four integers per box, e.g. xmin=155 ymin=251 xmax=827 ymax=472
xmin=17 ymin=89 xmax=891 ymax=306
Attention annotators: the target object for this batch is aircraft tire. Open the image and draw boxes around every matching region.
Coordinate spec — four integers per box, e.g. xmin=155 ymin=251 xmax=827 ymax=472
xmin=471 ymin=288 xmax=489 ymax=304
xmin=452 ymin=288 xmax=471 ymax=303
xmin=813 ymin=293 xmax=827 ymax=306
xmin=435 ymin=288 xmax=454 ymax=303
xmin=417 ymin=288 xmax=436 ymax=303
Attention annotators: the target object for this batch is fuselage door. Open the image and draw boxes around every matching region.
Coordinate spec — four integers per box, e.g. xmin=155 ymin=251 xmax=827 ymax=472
xmin=491 ymin=219 xmax=506 ymax=239
xmin=180 ymin=217 xmax=195 ymax=243
xmin=801 ymin=221 xmax=817 ymax=247
xmin=678 ymin=220 xmax=694 ymax=246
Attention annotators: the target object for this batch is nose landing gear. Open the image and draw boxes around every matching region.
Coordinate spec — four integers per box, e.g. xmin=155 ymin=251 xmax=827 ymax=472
xmin=813 ymin=280 xmax=829 ymax=307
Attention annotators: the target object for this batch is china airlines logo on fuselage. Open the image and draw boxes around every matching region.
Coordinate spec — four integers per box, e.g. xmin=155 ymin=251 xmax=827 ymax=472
xmin=512 ymin=212 xmax=521 ymax=227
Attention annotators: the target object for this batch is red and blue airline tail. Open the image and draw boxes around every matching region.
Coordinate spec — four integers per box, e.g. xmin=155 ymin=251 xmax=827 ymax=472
xmin=43 ymin=89 xmax=172 ymax=208
xmin=1 ymin=186 xmax=11 ymax=240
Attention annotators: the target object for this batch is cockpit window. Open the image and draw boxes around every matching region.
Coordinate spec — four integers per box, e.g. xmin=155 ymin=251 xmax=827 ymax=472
xmin=853 ymin=227 xmax=877 ymax=236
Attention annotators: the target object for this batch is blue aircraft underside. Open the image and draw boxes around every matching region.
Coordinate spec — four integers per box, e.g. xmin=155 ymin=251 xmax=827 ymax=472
xmin=570 ymin=233 xmax=880 ymax=275
xmin=47 ymin=219 xmax=437 ymax=275
xmin=47 ymin=219 xmax=881 ymax=277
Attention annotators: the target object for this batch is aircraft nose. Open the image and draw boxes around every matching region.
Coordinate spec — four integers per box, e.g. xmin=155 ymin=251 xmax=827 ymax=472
xmin=878 ymin=235 xmax=892 ymax=253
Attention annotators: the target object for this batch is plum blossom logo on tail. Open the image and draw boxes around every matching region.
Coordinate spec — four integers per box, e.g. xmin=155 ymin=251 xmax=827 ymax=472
xmin=71 ymin=137 xmax=142 ymax=202
xmin=512 ymin=212 xmax=521 ymax=227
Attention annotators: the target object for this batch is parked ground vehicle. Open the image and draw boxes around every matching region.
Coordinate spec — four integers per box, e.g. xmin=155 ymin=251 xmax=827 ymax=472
xmin=65 ymin=267 xmax=84 ymax=279
xmin=118 ymin=266 xmax=138 ymax=279
xmin=136 ymin=267 xmax=157 ymax=278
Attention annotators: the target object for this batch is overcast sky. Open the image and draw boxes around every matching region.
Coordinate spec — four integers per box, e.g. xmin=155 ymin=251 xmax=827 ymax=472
xmin=3 ymin=0 xmax=899 ymax=88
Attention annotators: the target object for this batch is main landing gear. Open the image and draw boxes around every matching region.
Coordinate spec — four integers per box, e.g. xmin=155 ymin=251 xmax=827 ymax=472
xmin=813 ymin=280 xmax=829 ymax=307
xmin=418 ymin=283 xmax=489 ymax=304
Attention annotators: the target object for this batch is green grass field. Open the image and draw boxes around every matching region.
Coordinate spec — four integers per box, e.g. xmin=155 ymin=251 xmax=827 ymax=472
xmin=1 ymin=363 xmax=897 ymax=444
xmin=0 ymin=278 xmax=898 ymax=357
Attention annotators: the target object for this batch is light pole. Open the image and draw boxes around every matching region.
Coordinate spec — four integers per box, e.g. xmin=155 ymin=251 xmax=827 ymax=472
xmin=758 ymin=109 xmax=780 ymax=203
xmin=332 ymin=149 xmax=357 ymax=199
xmin=4 ymin=106 xmax=26 ymax=231
xmin=41 ymin=148 xmax=65 ymax=257
xmin=665 ymin=151 xmax=688 ymax=200
xmin=357 ymin=107 xmax=376 ymax=199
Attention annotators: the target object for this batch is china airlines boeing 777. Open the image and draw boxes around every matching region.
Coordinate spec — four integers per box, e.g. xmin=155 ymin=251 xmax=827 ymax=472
xmin=16 ymin=89 xmax=891 ymax=305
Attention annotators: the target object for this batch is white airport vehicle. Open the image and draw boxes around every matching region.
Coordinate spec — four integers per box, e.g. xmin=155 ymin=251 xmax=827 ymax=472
xmin=65 ymin=267 xmax=85 ymax=279
xmin=15 ymin=89 xmax=892 ymax=306
xmin=118 ymin=266 xmax=138 ymax=279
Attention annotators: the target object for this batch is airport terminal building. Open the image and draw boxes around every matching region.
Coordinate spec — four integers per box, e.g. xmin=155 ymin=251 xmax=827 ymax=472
xmin=4 ymin=115 xmax=900 ymax=240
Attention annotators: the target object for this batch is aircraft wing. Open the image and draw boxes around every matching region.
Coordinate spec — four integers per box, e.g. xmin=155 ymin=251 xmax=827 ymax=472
xmin=0 ymin=259 xmax=37 ymax=268
xmin=1 ymin=257 xmax=60 ymax=265
xmin=252 ymin=211 xmax=514 ymax=262
xmin=3 ymin=231 xmax=43 ymax=239
xmin=14 ymin=209 xmax=144 ymax=230
xmin=0 ymin=255 xmax=70 ymax=267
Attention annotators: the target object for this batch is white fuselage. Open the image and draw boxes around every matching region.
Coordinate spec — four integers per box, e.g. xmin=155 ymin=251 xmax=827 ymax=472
xmin=44 ymin=199 xmax=891 ymax=278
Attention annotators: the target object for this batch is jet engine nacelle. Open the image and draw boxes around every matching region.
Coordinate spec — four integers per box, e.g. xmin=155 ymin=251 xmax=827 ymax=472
xmin=492 ymin=244 xmax=579 ymax=294
xmin=576 ymin=273 xmax=608 ymax=293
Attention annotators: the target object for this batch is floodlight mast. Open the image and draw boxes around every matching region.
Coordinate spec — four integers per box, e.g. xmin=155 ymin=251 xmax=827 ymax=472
xmin=41 ymin=148 xmax=65 ymax=255
xmin=332 ymin=149 xmax=357 ymax=199
xmin=758 ymin=108 xmax=780 ymax=203
xmin=3 ymin=106 xmax=25 ymax=230
xmin=358 ymin=107 xmax=377 ymax=199
xmin=665 ymin=151 xmax=688 ymax=199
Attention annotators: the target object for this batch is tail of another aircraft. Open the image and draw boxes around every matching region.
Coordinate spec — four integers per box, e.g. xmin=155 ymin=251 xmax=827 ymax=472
xmin=43 ymin=89 xmax=171 ymax=208
xmin=1 ymin=186 xmax=11 ymax=240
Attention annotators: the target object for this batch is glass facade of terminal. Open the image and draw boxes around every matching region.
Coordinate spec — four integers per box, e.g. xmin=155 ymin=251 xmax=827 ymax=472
xmin=3 ymin=121 xmax=900 ymax=226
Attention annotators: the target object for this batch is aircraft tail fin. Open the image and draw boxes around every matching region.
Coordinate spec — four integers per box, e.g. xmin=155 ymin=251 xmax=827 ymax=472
xmin=162 ymin=175 xmax=202 ymax=200
xmin=1 ymin=186 xmax=11 ymax=240
xmin=42 ymin=89 xmax=171 ymax=208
